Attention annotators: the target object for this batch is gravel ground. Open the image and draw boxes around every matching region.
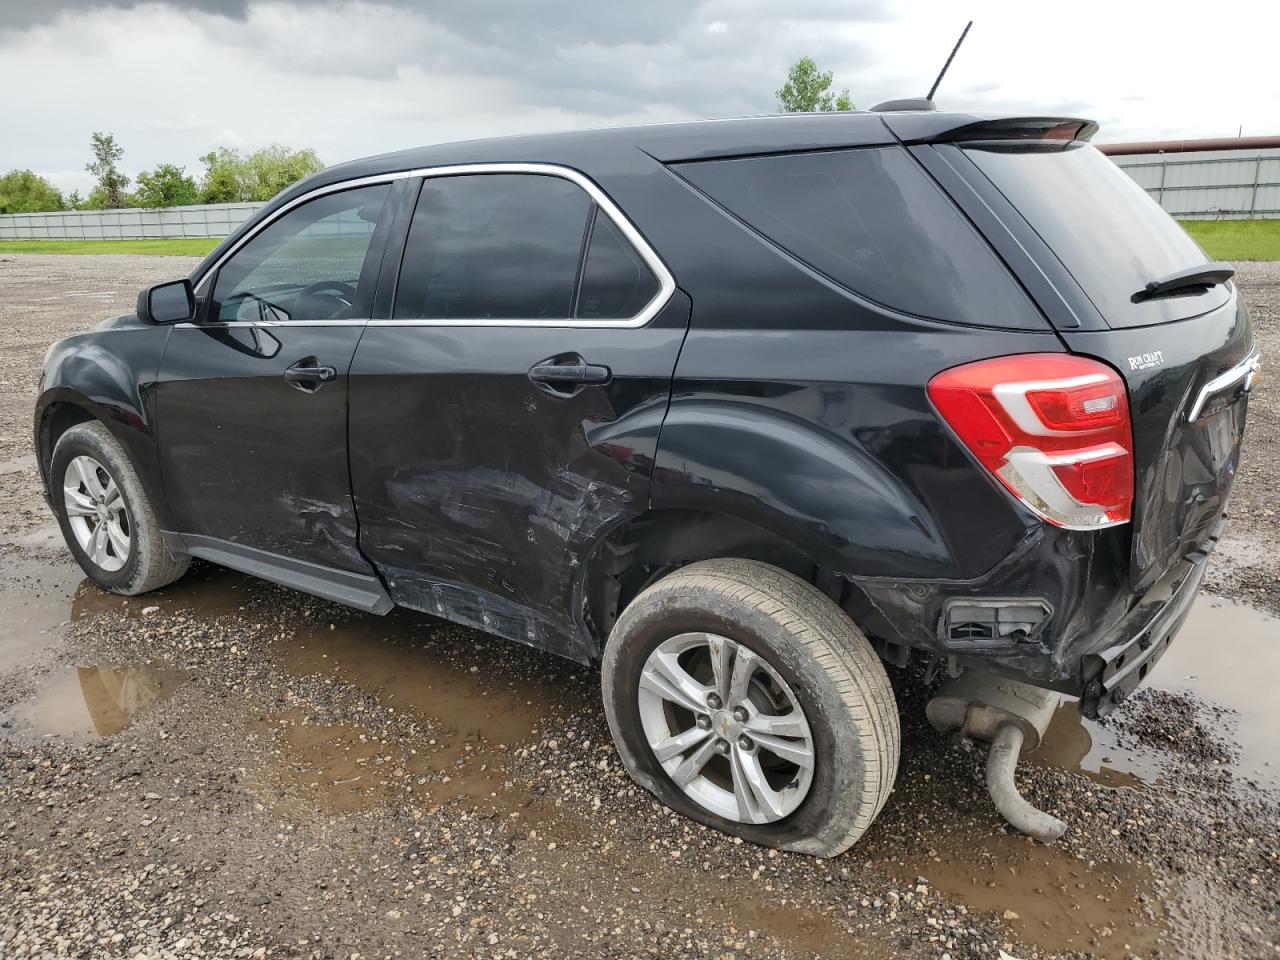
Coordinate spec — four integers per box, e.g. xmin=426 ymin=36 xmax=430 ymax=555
xmin=0 ymin=254 xmax=1277 ymax=960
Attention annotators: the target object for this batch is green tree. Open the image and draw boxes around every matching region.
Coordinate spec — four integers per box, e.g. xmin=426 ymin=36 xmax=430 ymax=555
xmin=134 ymin=163 xmax=199 ymax=208
xmin=198 ymin=147 xmax=246 ymax=203
xmin=776 ymin=57 xmax=854 ymax=113
xmin=240 ymin=144 xmax=324 ymax=201
xmin=198 ymin=144 xmax=323 ymax=203
xmin=0 ymin=170 xmax=66 ymax=213
xmin=85 ymin=131 xmax=130 ymax=209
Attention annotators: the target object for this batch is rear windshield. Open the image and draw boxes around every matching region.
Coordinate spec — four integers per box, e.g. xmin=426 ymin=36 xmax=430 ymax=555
xmin=674 ymin=147 xmax=1042 ymax=330
xmin=962 ymin=141 xmax=1230 ymax=328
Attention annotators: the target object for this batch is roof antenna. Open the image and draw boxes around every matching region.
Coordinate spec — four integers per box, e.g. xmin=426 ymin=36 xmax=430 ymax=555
xmin=927 ymin=20 xmax=973 ymax=101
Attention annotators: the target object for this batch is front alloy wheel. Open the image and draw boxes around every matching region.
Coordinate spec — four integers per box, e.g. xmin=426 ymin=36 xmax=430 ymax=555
xmin=63 ymin=454 xmax=131 ymax=572
xmin=638 ymin=632 xmax=814 ymax=824
xmin=50 ymin=420 xmax=189 ymax=595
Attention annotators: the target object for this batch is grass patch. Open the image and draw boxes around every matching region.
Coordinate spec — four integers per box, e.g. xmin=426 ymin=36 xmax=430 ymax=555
xmin=1180 ymin=219 xmax=1280 ymax=262
xmin=0 ymin=237 xmax=222 ymax=256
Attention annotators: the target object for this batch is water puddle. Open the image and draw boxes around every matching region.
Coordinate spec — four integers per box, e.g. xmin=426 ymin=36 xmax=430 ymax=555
xmin=881 ymin=829 xmax=1164 ymax=959
xmin=258 ymin=607 xmax=581 ymax=815
xmin=1031 ymin=593 xmax=1278 ymax=791
xmin=2 ymin=662 xmax=190 ymax=741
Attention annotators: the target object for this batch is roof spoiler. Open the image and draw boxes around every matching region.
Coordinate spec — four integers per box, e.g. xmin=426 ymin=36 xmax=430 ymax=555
xmin=881 ymin=113 xmax=1099 ymax=145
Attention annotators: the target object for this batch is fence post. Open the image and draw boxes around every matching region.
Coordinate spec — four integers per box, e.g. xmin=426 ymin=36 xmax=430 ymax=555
xmin=1248 ymin=156 xmax=1262 ymax=220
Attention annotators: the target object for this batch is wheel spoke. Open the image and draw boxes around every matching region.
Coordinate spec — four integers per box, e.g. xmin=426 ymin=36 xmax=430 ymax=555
xmin=744 ymin=710 xmax=808 ymax=739
xmin=639 ymin=649 xmax=712 ymax=714
xmin=732 ymin=748 xmax=786 ymax=821
xmin=727 ymin=645 xmax=757 ymax=708
xmin=706 ymin=633 xmax=735 ymax=703
xmin=669 ymin=735 xmax=719 ymax=787
xmin=105 ymin=518 xmax=130 ymax=559
xmin=752 ymin=732 xmax=815 ymax=770
xmin=74 ymin=458 xmax=105 ymax=499
xmin=87 ymin=522 xmax=109 ymax=565
xmin=102 ymin=478 xmax=121 ymax=507
xmin=651 ymin=724 xmax=713 ymax=763
xmin=63 ymin=486 xmax=96 ymax=516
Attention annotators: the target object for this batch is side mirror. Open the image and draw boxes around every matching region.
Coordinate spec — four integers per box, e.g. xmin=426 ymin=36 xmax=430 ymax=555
xmin=137 ymin=279 xmax=194 ymax=325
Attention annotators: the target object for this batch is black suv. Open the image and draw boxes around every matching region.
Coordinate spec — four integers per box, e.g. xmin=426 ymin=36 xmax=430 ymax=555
xmin=36 ymin=110 xmax=1258 ymax=856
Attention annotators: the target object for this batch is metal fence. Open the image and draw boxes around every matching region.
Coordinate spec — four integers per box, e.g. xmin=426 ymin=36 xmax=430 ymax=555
xmin=0 ymin=202 xmax=263 ymax=240
xmin=2 ymin=148 xmax=1278 ymax=240
xmin=1112 ymin=151 xmax=1280 ymax=219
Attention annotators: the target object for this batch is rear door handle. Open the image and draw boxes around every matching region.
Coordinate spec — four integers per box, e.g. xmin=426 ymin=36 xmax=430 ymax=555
xmin=528 ymin=356 xmax=612 ymax=398
xmin=528 ymin=362 xmax=612 ymax=386
xmin=284 ymin=358 xmax=337 ymax=392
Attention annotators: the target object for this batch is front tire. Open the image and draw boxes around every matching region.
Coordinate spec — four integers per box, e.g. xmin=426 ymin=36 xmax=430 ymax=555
xmin=602 ymin=559 xmax=899 ymax=857
xmin=50 ymin=421 xmax=189 ymax=595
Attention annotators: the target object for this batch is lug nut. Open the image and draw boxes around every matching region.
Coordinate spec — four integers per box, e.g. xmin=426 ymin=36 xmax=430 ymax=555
xmin=714 ymin=739 xmax=730 ymax=755
xmin=732 ymin=706 xmax=749 ymax=723
xmin=738 ymin=735 xmax=755 ymax=752
xmin=695 ymin=714 xmax=711 ymax=730
xmin=706 ymin=694 xmax=723 ymax=710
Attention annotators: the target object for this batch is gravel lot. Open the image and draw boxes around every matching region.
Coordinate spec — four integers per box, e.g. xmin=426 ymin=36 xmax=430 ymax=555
xmin=0 ymin=254 xmax=1277 ymax=960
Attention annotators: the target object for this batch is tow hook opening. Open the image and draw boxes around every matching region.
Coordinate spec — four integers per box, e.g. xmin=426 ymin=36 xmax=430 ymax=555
xmin=926 ymin=674 xmax=1068 ymax=843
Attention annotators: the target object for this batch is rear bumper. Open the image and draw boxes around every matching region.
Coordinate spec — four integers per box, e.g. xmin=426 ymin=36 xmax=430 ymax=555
xmin=850 ymin=513 xmax=1225 ymax=704
xmin=1078 ymin=515 xmax=1224 ymax=718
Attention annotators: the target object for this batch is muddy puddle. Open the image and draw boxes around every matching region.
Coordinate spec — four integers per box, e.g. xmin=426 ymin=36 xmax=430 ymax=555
xmin=0 ymin=551 xmax=1275 ymax=956
xmin=258 ymin=604 xmax=583 ymax=816
xmin=2 ymin=662 xmax=191 ymax=741
xmin=1031 ymin=596 xmax=1279 ymax=791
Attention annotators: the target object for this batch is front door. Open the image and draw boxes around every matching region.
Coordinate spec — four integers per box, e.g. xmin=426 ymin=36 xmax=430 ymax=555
xmin=156 ymin=182 xmax=393 ymax=580
xmin=348 ymin=170 xmax=687 ymax=658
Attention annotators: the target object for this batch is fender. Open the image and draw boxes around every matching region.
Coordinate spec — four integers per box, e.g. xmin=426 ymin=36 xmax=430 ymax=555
xmin=34 ymin=325 xmax=173 ymax=530
xmin=651 ymin=398 xmax=998 ymax=582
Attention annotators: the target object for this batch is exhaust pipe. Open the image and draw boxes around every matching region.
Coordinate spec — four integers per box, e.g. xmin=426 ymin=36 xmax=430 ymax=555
xmin=926 ymin=675 xmax=1068 ymax=843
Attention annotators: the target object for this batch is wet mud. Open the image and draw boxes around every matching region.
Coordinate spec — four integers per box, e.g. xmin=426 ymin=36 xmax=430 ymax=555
xmin=2 ymin=549 xmax=1275 ymax=958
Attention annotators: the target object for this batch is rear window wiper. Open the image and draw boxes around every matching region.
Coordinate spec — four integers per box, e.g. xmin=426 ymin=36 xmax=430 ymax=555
xmin=1133 ymin=262 xmax=1234 ymax=302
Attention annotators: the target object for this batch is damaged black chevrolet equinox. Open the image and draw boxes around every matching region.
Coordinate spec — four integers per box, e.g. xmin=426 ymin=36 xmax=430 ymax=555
xmin=36 ymin=109 xmax=1259 ymax=855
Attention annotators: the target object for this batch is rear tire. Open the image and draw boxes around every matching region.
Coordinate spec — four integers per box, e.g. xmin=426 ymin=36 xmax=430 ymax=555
xmin=51 ymin=421 xmax=189 ymax=595
xmin=601 ymin=559 xmax=899 ymax=857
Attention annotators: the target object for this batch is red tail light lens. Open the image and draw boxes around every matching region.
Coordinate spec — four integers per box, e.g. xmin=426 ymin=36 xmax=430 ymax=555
xmin=927 ymin=354 xmax=1133 ymax=529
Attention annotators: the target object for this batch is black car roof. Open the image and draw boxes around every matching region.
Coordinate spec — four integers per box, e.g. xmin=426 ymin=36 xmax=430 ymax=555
xmin=287 ymin=110 xmax=1096 ymax=200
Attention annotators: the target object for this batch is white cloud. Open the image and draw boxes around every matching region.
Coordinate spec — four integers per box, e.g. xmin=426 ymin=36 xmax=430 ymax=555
xmin=1 ymin=0 xmax=1276 ymax=195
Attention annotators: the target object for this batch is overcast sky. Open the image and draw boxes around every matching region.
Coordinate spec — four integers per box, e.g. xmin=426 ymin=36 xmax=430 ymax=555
xmin=4 ymin=0 xmax=1277 ymax=195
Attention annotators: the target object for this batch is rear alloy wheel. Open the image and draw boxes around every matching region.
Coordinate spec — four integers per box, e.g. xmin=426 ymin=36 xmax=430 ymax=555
xmin=603 ymin=559 xmax=900 ymax=857
xmin=637 ymin=631 xmax=815 ymax=824
xmin=51 ymin=420 xmax=189 ymax=595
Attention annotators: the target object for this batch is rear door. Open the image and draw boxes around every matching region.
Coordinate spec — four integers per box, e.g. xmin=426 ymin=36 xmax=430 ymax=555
xmin=348 ymin=168 xmax=687 ymax=658
xmin=944 ymin=139 xmax=1258 ymax=590
xmin=157 ymin=183 xmax=392 ymax=580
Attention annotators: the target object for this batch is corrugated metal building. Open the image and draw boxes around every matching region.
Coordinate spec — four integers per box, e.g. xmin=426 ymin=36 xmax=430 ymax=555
xmin=1100 ymin=137 xmax=1280 ymax=220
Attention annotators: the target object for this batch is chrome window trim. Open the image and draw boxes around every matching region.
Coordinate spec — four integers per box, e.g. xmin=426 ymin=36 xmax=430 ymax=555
xmin=1188 ymin=348 xmax=1261 ymax=421
xmin=190 ymin=162 xmax=675 ymax=330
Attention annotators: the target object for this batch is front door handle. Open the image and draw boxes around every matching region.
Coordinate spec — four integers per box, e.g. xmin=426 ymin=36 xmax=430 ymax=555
xmin=284 ymin=358 xmax=337 ymax=392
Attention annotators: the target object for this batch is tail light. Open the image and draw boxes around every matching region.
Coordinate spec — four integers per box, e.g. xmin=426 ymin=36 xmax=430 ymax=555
xmin=928 ymin=354 xmax=1133 ymax=530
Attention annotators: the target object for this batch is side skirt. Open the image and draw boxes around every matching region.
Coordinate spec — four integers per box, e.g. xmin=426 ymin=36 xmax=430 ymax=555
xmin=163 ymin=532 xmax=394 ymax=615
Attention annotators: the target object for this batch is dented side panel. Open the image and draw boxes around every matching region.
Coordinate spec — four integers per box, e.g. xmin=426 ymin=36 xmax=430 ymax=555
xmin=348 ymin=293 xmax=692 ymax=661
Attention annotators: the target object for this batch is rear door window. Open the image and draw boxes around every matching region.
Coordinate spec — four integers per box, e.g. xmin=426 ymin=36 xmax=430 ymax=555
xmin=962 ymin=141 xmax=1229 ymax=328
xmin=674 ymin=147 xmax=1040 ymax=330
xmin=394 ymin=174 xmax=590 ymax=321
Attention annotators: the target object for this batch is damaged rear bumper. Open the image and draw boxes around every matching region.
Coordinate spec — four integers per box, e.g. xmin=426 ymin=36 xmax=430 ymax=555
xmin=1078 ymin=515 xmax=1225 ymax=718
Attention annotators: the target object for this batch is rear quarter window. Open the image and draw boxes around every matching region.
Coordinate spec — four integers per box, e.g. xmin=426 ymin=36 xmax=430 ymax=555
xmin=673 ymin=146 xmax=1041 ymax=330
